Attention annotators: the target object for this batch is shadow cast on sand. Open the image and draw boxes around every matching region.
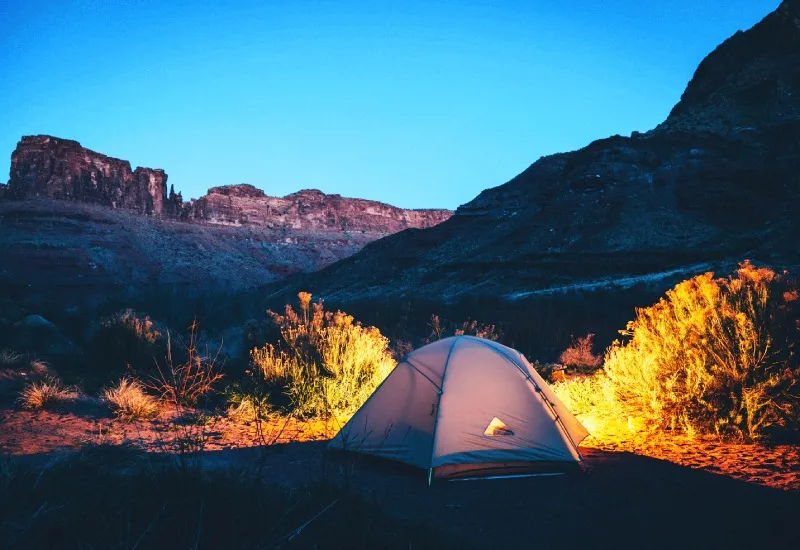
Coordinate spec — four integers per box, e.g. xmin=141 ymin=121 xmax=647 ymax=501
xmin=26 ymin=439 xmax=785 ymax=550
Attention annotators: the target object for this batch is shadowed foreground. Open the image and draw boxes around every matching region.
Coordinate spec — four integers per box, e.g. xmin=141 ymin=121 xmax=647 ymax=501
xmin=207 ymin=442 xmax=800 ymax=549
xmin=4 ymin=438 xmax=796 ymax=549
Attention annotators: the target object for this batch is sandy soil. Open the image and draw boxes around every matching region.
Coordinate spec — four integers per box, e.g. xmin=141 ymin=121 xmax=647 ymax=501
xmin=1 ymin=400 xmax=798 ymax=492
xmin=0 ymin=400 xmax=344 ymax=456
xmin=2 ymin=401 xmax=799 ymax=548
xmin=583 ymin=434 xmax=800 ymax=492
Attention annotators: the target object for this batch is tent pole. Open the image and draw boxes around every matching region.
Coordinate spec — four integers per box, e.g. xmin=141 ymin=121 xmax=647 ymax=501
xmin=426 ymin=337 xmax=461 ymax=488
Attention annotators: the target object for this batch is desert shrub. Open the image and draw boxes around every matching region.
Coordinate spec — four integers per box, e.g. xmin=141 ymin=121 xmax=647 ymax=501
xmin=390 ymin=338 xmax=414 ymax=360
xmin=103 ymin=377 xmax=160 ymax=420
xmin=248 ymin=292 xmax=395 ymax=417
xmin=559 ymin=333 xmax=602 ymax=370
xmin=146 ymin=321 xmax=224 ymax=409
xmin=91 ymin=309 xmax=167 ymax=373
xmin=552 ymin=373 xmax=627 ymax=437
xmin=28 ymin=360 xmax=55 ymax=379
xmin=602 ymin=262 xmax=800 ymax=438
xmin=18 ymin=378 xmax=77 ymax=409
xmin=455 ymin=318 xmax=501 ymax=340
xmin=427 ymin=314 xmax=501 ymax=343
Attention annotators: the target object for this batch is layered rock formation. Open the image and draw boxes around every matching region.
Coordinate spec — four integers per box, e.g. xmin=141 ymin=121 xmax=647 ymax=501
xmin=9 ymin=136 xmax=173 ymax=216
xmin=276 ymin=0 xmax=800 ymax=302
xmin=184 ymin=185 xmax=451 ymax=231
xmin=1 ymin=135 xmax=452 ymax=313
xmin=5 ymin=136 xmax=451 ymax=233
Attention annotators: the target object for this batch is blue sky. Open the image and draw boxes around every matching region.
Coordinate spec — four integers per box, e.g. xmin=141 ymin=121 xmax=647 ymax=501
xmin=0 ymin=0 xmax=778 ymax=209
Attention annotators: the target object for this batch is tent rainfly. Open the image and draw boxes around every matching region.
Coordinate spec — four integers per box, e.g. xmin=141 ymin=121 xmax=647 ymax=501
xmin=329 ymin=335 xmax=589 ymax=482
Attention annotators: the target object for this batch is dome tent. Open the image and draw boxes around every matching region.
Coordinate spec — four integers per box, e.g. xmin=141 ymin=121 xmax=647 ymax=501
xmin=329 ymin=336 xmax=589 ymax=483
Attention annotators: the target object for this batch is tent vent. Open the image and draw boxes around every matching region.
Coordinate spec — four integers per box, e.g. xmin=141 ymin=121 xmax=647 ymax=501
xmin=484 ymin=417 xmax=514 ymax=437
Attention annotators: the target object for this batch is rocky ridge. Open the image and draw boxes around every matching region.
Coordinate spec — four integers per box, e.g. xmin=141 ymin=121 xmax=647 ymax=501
xmin=274 ymin=0 xmax=800 ymax=302
xmin=0 ymin=137 xmax=451 ymax=313
xmin=6 ymin=135 xmax=451 ymax=232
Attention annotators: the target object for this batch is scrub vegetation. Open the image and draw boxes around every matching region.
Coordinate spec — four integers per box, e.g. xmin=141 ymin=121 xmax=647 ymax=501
xmin=6 ymin=263 xmax=799 ymax=443
xmin=103 ymin=377 xmax=161 ymax=420
xmin=554 ymin=262 xmax=800 ymax=440
xmin=244 ymin=292 xmax=395 ymax=417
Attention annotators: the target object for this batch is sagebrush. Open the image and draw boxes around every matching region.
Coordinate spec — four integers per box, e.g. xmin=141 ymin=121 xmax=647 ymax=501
xmin=559 ymin=333 xmax=602 ymax=370
xmin=556 ymin=262 xmax=800 ymax=440
xmin=248 ymin=292 xmax=395 ymax=417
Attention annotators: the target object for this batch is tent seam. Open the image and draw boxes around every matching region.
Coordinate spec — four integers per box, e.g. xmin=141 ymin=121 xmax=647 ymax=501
xmin=403 ymin=357 xmax=443 ymax=392
xmin=427 ymin=336 xmax=462 ymax=478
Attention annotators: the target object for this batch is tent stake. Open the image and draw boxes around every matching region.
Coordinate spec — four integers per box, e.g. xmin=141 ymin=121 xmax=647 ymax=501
xmin=428 ymin=468 xmax=433 ymax=486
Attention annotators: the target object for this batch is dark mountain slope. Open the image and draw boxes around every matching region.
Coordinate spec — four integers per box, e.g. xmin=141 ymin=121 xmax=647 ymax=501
xmin=276 ymin=0 xmax=800 ymax=303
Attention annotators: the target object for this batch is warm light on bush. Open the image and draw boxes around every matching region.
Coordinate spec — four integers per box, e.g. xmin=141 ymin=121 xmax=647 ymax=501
xmin=18 ymin=378 xmax=77 ymax=409
xmin=556 ymin=262 xmax=800 ymax=440
xmin=103 ymin=377 xmax=160 ymax=420
xmin=247 ymin=292 xmax=395 ymax=417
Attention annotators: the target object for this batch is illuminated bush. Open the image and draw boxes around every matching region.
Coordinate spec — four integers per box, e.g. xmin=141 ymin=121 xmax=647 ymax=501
xmin=559 ymin=333 xmax=602 ymax=370
xmin=248 ymin=292 xmax=395 ymax=417
xmin=18 ymin=378 xmax=77 ymax=410
xmin=552 ymin=373 xmax=625 ymax=438
xmin=601 ymin=262 xmax=799 ymax=438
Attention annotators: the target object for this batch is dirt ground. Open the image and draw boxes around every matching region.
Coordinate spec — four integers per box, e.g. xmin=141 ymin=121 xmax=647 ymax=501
xmin=1 ymin=401 xmax=799 ymax=549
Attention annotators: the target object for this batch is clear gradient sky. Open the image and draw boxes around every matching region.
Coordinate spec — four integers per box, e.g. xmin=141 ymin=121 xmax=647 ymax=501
xmin=0 ymin=1 xmax=779 ymax=209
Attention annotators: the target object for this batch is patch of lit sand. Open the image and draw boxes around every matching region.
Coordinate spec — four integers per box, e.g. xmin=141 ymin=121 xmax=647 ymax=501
xmin=579 ymin=417 xmax=800 ymax=491
xmin=0 ymin=406 xmax=346 ymax=456
xmin=2 ymin=407 xmax=797 ymax=491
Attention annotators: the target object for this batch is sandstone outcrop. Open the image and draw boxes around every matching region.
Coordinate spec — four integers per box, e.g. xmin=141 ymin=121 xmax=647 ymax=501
xmin=184 ymin=185 xmax=452 ymax=231
xmin=6 ymin=137 xmax=452 ymax=233
xmin=8 ymin=136 xmax=173 ymax=216
xmin=1 ymin=135 xmax=452 ymax=312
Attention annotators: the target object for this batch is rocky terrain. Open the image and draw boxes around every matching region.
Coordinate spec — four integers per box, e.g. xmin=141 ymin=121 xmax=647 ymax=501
xmin=275 ymin=0 xmax=800 ymax=303
xmin=0 ymin=136 xmax=451 ymax=314
xmin=6 ymin=135 xmax=451 ymax=231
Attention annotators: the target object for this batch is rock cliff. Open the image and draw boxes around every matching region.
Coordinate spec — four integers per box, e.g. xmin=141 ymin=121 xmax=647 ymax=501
xmin=183 ymin=185 xmax=451 ymax=231
xmin=1 ymin=136 xmax=451 ymax=312
xmin=8 ymin=136 xmax=172 ymax=216
xmin=5 ymin=136 xmax=452 ymax=233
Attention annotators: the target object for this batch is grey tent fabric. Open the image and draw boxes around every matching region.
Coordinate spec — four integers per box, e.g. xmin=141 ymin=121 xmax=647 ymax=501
xmin=328 ymin=336 xmax=589 ymax=480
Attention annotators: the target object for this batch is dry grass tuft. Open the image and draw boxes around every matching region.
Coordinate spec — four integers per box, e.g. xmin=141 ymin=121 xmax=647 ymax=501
xmin=18 ymin=378 xmax=78 ymax=410
xmin=103 ymin=377 xmax=160 ymax=420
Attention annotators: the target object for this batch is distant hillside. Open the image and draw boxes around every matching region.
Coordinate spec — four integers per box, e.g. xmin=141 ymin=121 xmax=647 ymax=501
xmin=272 ymin=0 xmax=800 ymax=303
xmin=0 ymin=136 xmax=451 ymax=313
